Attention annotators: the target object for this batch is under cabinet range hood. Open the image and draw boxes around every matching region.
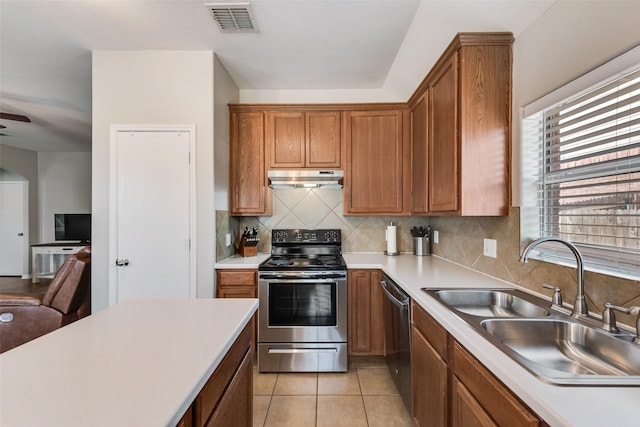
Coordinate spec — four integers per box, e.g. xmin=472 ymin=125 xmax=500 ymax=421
xmin=268 ymin=170 xmax=344 ymax=189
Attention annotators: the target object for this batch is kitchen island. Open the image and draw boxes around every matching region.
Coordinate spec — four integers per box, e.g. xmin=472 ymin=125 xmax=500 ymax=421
xmin=216 ymin=253 xmax=640 ymax=427
xmin=0 ymin=298 xmax=258 ymax=426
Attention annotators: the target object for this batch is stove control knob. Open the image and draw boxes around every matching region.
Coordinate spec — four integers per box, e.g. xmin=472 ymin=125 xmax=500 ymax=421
xmin=274 ymin=230 xmax=288 ymax=242
xmin=324 ymin=231 xmax=339 ymax=242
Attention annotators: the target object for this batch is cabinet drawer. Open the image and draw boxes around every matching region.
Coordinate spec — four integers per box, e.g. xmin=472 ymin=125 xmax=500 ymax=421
xmin=216 ymin=270 xmax=256 ymax=285
xmin=453 ymin=342 xmax=540 ymax=427
xmin=411 ymin=301 xmax=448 ymax=361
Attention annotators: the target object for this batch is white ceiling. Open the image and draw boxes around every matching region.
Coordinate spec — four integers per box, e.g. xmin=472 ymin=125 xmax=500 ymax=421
xmin=0 ymin=0 xmax=555 ymax=153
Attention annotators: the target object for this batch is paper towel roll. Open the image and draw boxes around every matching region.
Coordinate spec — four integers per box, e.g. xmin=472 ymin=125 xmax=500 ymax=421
xmin=386 ymin=224 xmax=397 ymax=254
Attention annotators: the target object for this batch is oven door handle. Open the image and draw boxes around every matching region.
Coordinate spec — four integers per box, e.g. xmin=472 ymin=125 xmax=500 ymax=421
xmin=380 ymin=280 xmax=410 ymax=309
xmin=268 ymin=348 xmax=338 ymax=354
xmin=259 ymin=273 xmax=346 ymax=280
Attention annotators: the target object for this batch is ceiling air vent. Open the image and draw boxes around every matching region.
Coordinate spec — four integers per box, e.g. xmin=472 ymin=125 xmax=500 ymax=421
xmin=206 ymin=2 xmax=258 ymax=32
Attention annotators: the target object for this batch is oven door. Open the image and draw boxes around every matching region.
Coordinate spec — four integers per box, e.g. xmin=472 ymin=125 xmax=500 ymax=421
xmin=258 ymin=272 xmax=347 ymax=344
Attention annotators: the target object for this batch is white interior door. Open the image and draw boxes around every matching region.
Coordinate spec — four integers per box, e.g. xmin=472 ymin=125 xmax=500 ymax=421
xmin=110 ymin=127 xmax=195 ymax=303
xmin=0 ymin=182 xmax=28 ymax=276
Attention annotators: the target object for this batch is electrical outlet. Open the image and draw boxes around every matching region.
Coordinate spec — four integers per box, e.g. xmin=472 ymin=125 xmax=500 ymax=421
xmin=225 ymin=233 xmax=232 ymax=247
xmin=484 ymin=238 xmax=497 ymax=258
xmin=433 ymin=230 xmax=439 ymax=244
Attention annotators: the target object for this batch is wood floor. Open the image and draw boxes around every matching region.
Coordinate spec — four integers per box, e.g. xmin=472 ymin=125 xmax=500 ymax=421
xmin=0 ymin=276 xmax=51 ymax=296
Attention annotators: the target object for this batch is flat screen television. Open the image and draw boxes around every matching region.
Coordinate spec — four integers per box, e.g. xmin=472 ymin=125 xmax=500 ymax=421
xmin=55 ymin=213 xmax=91 ymax=243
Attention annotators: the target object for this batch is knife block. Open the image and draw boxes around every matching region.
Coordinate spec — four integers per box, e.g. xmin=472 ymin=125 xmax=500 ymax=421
xmin=238 ymin=236 xmax=258 ymax=257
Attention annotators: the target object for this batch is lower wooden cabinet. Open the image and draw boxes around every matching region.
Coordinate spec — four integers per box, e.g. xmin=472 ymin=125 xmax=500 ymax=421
xmin=215 ymin=269 xmax=258 ymax=353
xmin=452 ymin=377 xmax=497 ymax=427
xmin=204 ymin=348 xmax=253 ymax=426
xmin=216 ymin=269 xmax=257 ymax=298
xmin=411 ymin=302 xmax=546 ymax=427
xmin=347 ymin=269 xmax=385 ymax=356
xmin=411 ymin=302 xmax=448 ymax=427
xmin=176 ymin=321 xmax=253 ymax=427
xmin=452 ymin=341 xmax=541 ymax=427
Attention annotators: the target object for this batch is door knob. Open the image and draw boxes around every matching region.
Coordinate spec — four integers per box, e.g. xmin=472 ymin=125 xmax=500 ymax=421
xmin=115 ymin=258 xmax=130 ymax=267
xmin=17 ymin=233 xmax=23 ymax=236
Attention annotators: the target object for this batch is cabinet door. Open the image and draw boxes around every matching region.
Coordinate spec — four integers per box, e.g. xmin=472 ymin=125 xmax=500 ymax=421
xmin=458 ymin=44 xmax=512 ymax=216
xmin=195 ymin=322 xmax=252 ymax=427
xmin=411 ymin=302 xmax=448 ymax=427
xmin=344 ymin=110 xmax=404 ymax=214
xmin=306 ymin=111 xmax=341 ymax=168
xmin=230 ymin=111 xmax=271 ymax=215
xmin=410 ymin=93 xmax=429 ymax=214
xmin=266 ymin=111 xmax=306 ymax=168
xmin=347 ymin=269 xmax=385 ymax=355
xmin=453 ymin=342 xmax=540 ymax=427
xmin=452 ymin=377 xmax=497 ymax=427
xmin=205 ymin=349 xmax=253 ymax=427
xmin=428 ymin=53 xmax=459 ymax=213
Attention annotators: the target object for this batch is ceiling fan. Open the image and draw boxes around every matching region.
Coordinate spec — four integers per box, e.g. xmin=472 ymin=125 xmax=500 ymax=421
xmin=0 ymin=112 xmax=32 ymax=136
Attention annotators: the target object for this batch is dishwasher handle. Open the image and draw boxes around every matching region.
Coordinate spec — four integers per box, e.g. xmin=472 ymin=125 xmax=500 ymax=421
xmin=380 ymin=279 xmax=410 ymax=310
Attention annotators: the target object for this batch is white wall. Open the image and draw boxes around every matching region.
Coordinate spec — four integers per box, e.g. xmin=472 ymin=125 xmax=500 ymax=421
xmin=92 ymin=50 xmax=214 ymax=312
xmin=511 ymin=0 xmax=640 ymax=206
xmin=213 ymin=55 xmax=239 ymax=211
xmin=38 ymin=152 xmax=91 ymax=242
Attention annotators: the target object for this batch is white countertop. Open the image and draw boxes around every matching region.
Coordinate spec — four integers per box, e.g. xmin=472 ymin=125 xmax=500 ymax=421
xmin=217 ymin=252 xmax=640 ymax=427
xmin=215 ymin=253 xmax=270 ymax=268
xmin=0 ymin=298 xmax=258 ymax=427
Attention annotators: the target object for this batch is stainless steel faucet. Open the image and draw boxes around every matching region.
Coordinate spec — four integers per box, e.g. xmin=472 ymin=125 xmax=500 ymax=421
xmin=520 ymin=237 xmax=588 ymax=318
xmin=603 ymin=303 xmax=640 ymax=344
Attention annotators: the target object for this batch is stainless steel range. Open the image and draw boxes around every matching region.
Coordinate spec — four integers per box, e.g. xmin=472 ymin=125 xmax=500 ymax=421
xmin=258 ymin=229 xmax=347 ymax=373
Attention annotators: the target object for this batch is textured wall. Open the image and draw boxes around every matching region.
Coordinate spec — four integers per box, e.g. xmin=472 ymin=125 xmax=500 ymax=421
xmin=230 ymin=188 xmax=429 ymax=256
xmin=218 ymin=200 xmax=640 ymax=328
xmin=429 ymin=207 xmax=640 ymax=328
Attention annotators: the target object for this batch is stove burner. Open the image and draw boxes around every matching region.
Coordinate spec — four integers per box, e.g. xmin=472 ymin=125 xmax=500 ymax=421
xmin=264 ymin=256 xmax=343 ymax=268
xmin=269 ymin=258 xmax=293 ymax=266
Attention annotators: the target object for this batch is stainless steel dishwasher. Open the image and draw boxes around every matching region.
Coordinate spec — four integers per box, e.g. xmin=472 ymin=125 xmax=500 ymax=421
xmin=380 ymin=274 xmax=411 ymax=413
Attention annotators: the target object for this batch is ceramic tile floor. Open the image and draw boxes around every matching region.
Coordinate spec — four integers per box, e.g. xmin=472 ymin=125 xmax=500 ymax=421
xmin=253 ymin=358 xmax=412 ymax=427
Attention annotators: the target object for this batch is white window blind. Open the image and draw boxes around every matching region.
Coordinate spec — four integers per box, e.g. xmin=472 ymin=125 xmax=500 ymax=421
xmin=522 ymin=64 xmax=640 ymax=279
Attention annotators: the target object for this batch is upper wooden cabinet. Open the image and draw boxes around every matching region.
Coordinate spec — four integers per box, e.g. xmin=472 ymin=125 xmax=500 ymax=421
xmin=228 ymin=33 xmax=512 ymax=217
xmin=266 ymin=110 xmax=341 ymax=169
xmin=429 ymin=53 xmax=459 ymax=213
xmin=410 ymin=93 xmax=429 ymax=215
xmin=229 ymin=110 xmax=272 ymax=216
xmin=343 ymin=109 xmax=410 ymax=215
xmin=410 ymin=33 xmax=513 ymax=216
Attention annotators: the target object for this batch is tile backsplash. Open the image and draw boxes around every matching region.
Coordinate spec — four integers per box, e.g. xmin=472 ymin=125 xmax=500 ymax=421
xmin=216 ymin=191 xmax=640 ymax=328
xmin=231 ymin=188 xmax=429 ymax=255
xmin=429 ymin=206 xmax=640 ymax=328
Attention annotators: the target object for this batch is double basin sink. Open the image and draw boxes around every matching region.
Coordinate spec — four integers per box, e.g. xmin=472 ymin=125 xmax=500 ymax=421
xmin=422 ymin=288 xmax=640 ymax=386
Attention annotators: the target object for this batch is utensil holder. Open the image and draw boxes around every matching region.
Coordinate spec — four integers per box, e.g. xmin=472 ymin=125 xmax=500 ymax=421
xmin=238 ymin=236 xmax=258 ymax=257
xmin=413 ymin=237 xmax=431 ymax=256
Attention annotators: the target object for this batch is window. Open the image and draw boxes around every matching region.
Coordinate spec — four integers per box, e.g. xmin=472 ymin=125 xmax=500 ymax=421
xmin=522 ymin=49 xmax=640 ymax=280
